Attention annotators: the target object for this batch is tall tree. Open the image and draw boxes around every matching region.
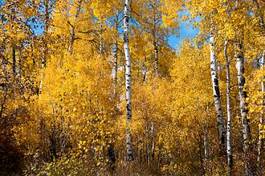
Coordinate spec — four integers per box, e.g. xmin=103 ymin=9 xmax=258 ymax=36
xmin=209 ymin=32 xmax=226 ymax=152
xmin=253 ymin=0 xmax=265 ymax=168
xmin=224 ymin=40 xmax=233 ymax=175
xmin=123 ymin=0 xmax=133 ymax=161
xmin=235 ymin=40 xmax=252 ymax=175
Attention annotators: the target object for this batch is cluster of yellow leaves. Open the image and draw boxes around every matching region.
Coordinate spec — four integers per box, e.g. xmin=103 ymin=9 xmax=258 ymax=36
xmin=248 ymin=69 xmax=265 ymax=116
xmin=90 ymin=0 xmax=120 ymax=20
xmin=160 ymin=0 xmax=181 ymax=27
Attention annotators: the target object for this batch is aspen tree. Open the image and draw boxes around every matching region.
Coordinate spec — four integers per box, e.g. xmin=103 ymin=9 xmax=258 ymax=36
xmin=235 ymin=40 xmax=252 ymax=176
xmin=224 ymin=40 xmax=233 ymax=175
xmin=123 ymin=0 xmax=133 ymax=161
xmin=210 ymin=33 xmax=226 ymax=152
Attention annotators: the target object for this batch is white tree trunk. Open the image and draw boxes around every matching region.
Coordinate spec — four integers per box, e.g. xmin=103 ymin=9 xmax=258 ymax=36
xmin=257 ymin=51 xmax=265 ymax=166
xmin=224 ymin=40 xmax=233 ymax=175
xmin=210 ymin=35 xmax=226 ymax=151
xmin=112 ymin=42 xmax=118 ymax=92
xmin=235 ymin=41 xmax=252 ymax=176
xmin=123 ymin=0 xmax=133 ymax=161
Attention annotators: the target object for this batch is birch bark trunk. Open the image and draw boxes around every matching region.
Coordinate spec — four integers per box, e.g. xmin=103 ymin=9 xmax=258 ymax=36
xmin=209 ymin=34 xmax=226 ymax=151
xmin=112 ymin=41 xmax=118 ymax=93
xmin=224 ymin=40 xmax=233 ymax=175
xmin=123 ymin=0 xmax=133 ymax=161
xmin=235 ymin=41 xmax=252 ymax=176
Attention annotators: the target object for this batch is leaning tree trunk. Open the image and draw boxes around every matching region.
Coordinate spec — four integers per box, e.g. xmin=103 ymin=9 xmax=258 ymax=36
xmin=224 ymin=40 xmax=233 ymax=175
xmin=123 ymin=0 xmax=133 ymax=161
xmin=235 ymin=41 xmax=252 ymax=176
xmin=209 ymin=34 xmax=226 ymax=152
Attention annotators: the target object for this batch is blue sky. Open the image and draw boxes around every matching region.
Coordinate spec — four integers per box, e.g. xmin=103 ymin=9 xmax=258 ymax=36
xmin=32 ymin=15 xmax=199 ymax=50
xmin=168 ymin=10 xmax=200 ymax=50
xmin=168 ymin=19 xmax=199 ymax=49
xmin=0 ymin=0 xmax=199 ymax=50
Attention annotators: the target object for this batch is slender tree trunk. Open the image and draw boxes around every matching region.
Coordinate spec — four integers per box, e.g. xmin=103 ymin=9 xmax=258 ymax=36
xmin=151 ymin=4 xmax=158 ymax=161
xmin=99 ymin=22 xmax=104 ymax=55
xmin=17 ymin=47 xmax=22 ymax=79
xmin=257 ymin=52 xmax=265 ymax=167
xmin=68 ymin=0 xmax=82 ymax=54
xmin=154 ymin=41 xmax=159 ymax=77
xmin=235 ymin=41 xmax=252 ymax=176
xmin=146 ymin=124 xmax=150 ymax=164
xmin=68 ymin=26 xmax=75 ymax=54
xmin=112 ymin=13 xmax=119 ymax=97
xmin=0 ymin=45 xmax=8 ymax=119
xmin=150 ymin=121 xmax=155 ymax=160
xmin=123 ymin=0 xmax=133 ymax=161
xmin=39 ymin=0 xmax=49 ymax=94
xmin=152 ymin=1 xmax=159 ymax=77
xmin=112 ymin=42 xmax=118 ymax=93
xmin=12 ymin=45 xmax=16 ymax=78
xmin=199 ymin=134 xmax=206 ymax=175
xmin=142 ymin=62 xmax=147 ymax=82
xmin=224 ymin=40 xmax=233 ymax=175
xmin=1 ymin=45 xmax=7 ymax=80
xmin=203 ymin=126 xmax=209 ymax=175
xmin=209 ymin=34 xmax=226 ymax=152
xmin=108 ymin=13 xmax=119 ymax=171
